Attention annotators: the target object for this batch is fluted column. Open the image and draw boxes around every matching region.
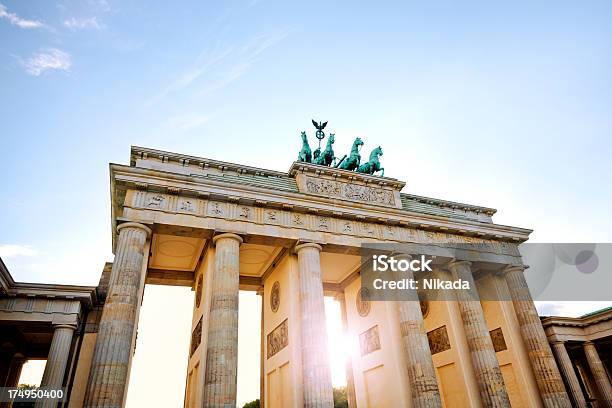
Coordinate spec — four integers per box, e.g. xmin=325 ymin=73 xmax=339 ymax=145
xmin=294 ymin=243 xmax=334 ymax=408
xmin=448 ymin=260 xmax=510 ymax=407
xmin=335 ymin=293 xmax=357 ymax=408
xmin=583 ymin=341 xmax=612 ymax=406
xmin=396 ymin=256 xmax=442 ymax=407
xmin=36 ymin=324 xmax=77 ymax=408
xmin=203 ymin=233 xmax=242 ymax=408
xmin=84 ymin=222 xmax=151 ymax=408
xmin=503 ymin=265 xmax=571 ymax=407
xmin=4 ymin=352 xmax=25 ymax=388
xmin=550 ymin=341 xmax=587 ymax=407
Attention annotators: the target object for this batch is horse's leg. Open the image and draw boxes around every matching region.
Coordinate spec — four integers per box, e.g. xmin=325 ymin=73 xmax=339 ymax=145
xmin=380 ymin=168 xmax=384 ymax=176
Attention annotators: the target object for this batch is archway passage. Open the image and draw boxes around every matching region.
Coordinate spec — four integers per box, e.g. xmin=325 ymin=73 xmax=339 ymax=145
xmin=125 ymin=284 xmax=193 ymax=408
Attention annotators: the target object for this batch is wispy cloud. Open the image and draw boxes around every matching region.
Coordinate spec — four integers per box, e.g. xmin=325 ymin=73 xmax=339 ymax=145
xmin=0 ymin=244 xmax=37 ymax=258
xmin=23 ymin=48 xmax=71 ymax=76
xmin=64 ymin=16 xmax=103 ymax=30
xmin=165 ymin=113 xmax=214 ymax=132
xmin=0 ymin=3 xmax=43 ymax=29
xmin=145 ymin=29 xmax=290 ymax=107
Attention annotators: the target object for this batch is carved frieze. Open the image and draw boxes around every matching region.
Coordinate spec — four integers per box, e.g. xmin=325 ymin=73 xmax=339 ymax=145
xmin=427 ymin=325 xmax=450 ymax=355
xmin=267 ymin=318 xmax=288 ymax=359
xmin=490 ymin=327 xmax=507 ymax=352
xmin=302 ymin=176 xmax=397 ymax=207
xmin=128 ymin=192 xmax=522 ymax=258
xmin=359 ymin=325 xmax=381 ymax=356
xmin=190 ymin=317 xmax=202 ymax=357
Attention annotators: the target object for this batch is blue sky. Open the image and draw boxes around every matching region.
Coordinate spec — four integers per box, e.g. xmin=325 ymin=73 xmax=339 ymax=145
xmin=2 ymin=0 xmax=611 ymax=283
xmin=1 ymin=0 xmax=612 ymax=406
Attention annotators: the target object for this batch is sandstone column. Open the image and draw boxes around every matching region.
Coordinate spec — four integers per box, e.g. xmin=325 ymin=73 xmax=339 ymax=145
xmin=4 ymin=352 xmax=25 ymax=388
xmin=503 ymin=265 xmax=571 ymax=407
xmin=335 ymin=293 xmax=357 ymax=408
xmin=551 ymin=341 xmax=587 ymax=407
xmin=294 ymin=243 xmax=334 ymax=408
xmin=396 ymin=256 xmax=442 ymax=407
xmin=583 ymin=341 xmax=612 ymax=406
xmin=36 ymin=324 xmax=77 ymax=408
xmin=258 ymin=288 xmax=265 ymax=408
xmin=203 ymin=233 xmax=242 ymax=408
xmin=448 ymin=260 xmax=510 ymax=407
xmin=84 ymin=222 xmax=151 ymax=408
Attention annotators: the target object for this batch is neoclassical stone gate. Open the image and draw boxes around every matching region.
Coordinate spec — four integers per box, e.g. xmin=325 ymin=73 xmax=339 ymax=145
xmin=62 ymin=145 xmax=575 ymax=407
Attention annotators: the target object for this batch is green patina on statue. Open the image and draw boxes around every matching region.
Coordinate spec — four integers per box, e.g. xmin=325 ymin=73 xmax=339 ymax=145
xmin=338 ymin=137 xmax=364 ymax=171
xmin=313 ymin=133 xmax=335 ymax=166
xmin=297 ymin=131 xmax=312 ymax=163
xmin=357 ymin=146 xmax=384 ymax=176
xmin=297 ymin=121 xmax=385 ymax=176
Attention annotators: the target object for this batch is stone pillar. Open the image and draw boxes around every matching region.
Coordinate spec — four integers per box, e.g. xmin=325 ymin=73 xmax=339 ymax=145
xmin=84 ymin=222 xmax=151 ymax=408
xmin=3 ymin=352 xmax=25 ymax=388
xmin=448 ymin=260 xmax=510 ymax=407
xmin=36 ymin=324 xmax=77 ymax=408
xmin=335 ymin=293 xmax=357 ymax=408
xmin=396 ymin=256 xmax=442 ymax=407
xmin=258 ymin=288 xmax=265 ymax=408
xmin=203 ymin=233 xmax=242 ymax=408
xmin=503 ymin=265 xmax=571 ymax=407
xmin=550 ymin=341 xmax=587 ymax=407
xmin=294 ymin=243 xmax=334 ymax=408
xmin=583 ymin=341 xmax=612 ymax=406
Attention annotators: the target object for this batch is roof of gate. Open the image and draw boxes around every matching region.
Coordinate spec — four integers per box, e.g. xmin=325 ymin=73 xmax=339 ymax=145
xmin=129 ymin=146 xmax=498 ymax=223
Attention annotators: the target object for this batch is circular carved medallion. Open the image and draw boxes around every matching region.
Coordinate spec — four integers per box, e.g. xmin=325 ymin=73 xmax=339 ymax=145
xmin=420 ymin=300 xmax=429 ymax=318
xmin=356 ymin=287 xmax=371 ymax=317
xmin=195 ymin=275 xmax=203 ymax=308
xmin=270 ymin=281 xmax=280 ymax=313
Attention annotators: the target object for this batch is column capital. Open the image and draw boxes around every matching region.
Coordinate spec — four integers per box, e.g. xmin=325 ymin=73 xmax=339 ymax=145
xmin=582 ymin=340 xmax=594 ymax=346
xmin=445 ymin=259 xmax=472 ymax=270
xmin=117 ymin=221 xmax=152 ymax=237
xmin=53 ymin=324 xmax=77 ymax=331
xmin=212 ymin=232 xmax=243 ymax=245
xmin=500 ymin=264 xmax=528 ymax=275
xmin=552 ymin=340 xmax=566 ymax=345
xmin=294 ymin=242 xmax=322 ymax=254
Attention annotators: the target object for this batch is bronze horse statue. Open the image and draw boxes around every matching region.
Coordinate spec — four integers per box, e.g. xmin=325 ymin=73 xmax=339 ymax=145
xmin=357 ymin=146 xmax=384 ymax=176
xmin=313 ymin=134 xmax=335 ymax=166
xmin=338 ymin=137 xmax=364 ymax=171
xmin=297 ymin=131 xmax=312 ymax=163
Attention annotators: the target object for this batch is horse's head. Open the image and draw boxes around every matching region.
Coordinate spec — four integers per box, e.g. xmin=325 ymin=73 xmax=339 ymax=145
xmin=300 ymin=131 xmax=307 ymax=141
xmin=354 ymin=137 xmax=364 ymax=148
xmin=370 ymin=146 xmax=383 ymax=159
xmin=328 ymin=134 xmax=335 ymax=144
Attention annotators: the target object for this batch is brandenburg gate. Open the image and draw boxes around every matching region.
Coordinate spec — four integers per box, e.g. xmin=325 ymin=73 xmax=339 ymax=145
xmin=2 ymin=125 xmax=586 ymax=407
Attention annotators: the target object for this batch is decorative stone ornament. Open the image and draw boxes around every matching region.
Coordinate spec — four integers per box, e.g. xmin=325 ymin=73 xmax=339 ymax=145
xmin=195 ymin=275 xmax=203 ymax=308
xmin=356 ymin=287 xmax=371 ymax=317
xmin=270 ymin=281 xmax=280 ymax=313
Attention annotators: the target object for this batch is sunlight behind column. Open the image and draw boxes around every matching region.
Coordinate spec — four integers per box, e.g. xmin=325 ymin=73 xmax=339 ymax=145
xmin=125 ymin=285 xmax=193 ymax=408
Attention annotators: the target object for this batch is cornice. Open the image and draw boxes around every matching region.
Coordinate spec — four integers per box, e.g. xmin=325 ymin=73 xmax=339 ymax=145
xmin=110 ymin=163 xmax=532 ymax=242
xmin=541 ymin=310 xmax=612 ymax=328
xmin=0 ymin=257 xmax=98 ymax=308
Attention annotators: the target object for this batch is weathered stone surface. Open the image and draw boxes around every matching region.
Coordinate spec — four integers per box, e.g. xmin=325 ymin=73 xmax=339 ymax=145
xmin=551 ymin=341 xmax=587 ymax=408
xmin=295 ymin=243 xmax=334 ymax=408
xmin=583 ymin=341 xmax=612 ymax=406
xmin=504 ymin=266 xmax=572 ymax=408
xmin=84 ymin=222 xmax=151 ymax=408
xmin=203 ymin=233 xmax=242 ymax=408
xmin=448 ymin=260 xmax=511 ymax=407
